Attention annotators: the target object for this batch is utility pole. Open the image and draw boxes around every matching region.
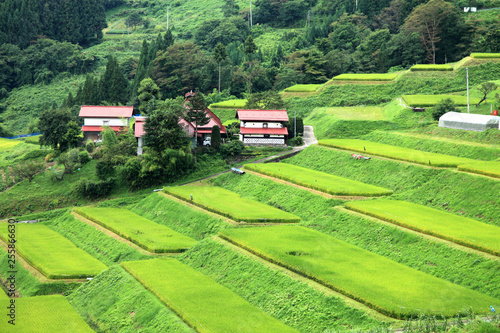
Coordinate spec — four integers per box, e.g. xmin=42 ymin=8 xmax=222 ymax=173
xmin=307 ymin=10 xmax=310 ymax=28
xmin=249 ymin=0 xmax=253 ymax=27
xmin=355 ymin=0 xmax=358 ymax=11
xmin=466 ymin=67 xmax=470 ymax=114
xmin=294 ymin=110 xmax=297 ymax=138
xmin=167 ymin=6 xmax=169 ymax=30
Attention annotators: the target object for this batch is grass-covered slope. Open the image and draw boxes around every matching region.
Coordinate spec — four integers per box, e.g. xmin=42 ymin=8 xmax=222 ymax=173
xmin=122 ymin=258 xmax=297 ymax=332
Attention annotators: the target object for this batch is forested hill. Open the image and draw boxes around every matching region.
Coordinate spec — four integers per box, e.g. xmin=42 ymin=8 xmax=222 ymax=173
xmin=0 ymin=0 xmax=500 ymax=134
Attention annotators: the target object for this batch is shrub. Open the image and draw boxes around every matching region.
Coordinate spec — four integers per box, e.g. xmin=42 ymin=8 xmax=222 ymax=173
xmin=432 ymin=98 xmax=458 ymax=120
xmin=211 ymin=125 xmax=221 ymax=150
xmin=74 ymin=178 xmax=115 ymax=199
xmin=220 ymin=140 xmax=245 ymax=157
xmin=96 ymin=158 xmax=115 ymax=180
xmin=78 ymin=150 xmax=91 ymax=164
xmin=21 ymin=149 xmax=47 ymax=160
xmin=289 ymin=136 xmax=303 ymax=146
xmin=85 ymin=140 xmax=95 ymax=153
xmin=44 ymin=151 xmax=59 ymax=162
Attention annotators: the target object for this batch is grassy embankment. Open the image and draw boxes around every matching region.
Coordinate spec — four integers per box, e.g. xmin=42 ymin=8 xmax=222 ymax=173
xmin=245 ymin=162 xmax=393 ymax=196
xmin=164 ymin=186 xmax=300 ymax=223
xmin=122 ymin=258 xmax=298 ymax=332
xmin=74 ymin=207 xmax=197 ymax=253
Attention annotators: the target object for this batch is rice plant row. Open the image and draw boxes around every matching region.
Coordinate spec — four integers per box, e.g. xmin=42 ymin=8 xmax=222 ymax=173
xmin=345 ymin=199 xmax=500 ymax=256
xmin=164 ymin=186 xmax=301 ymax=223
xmin=245 ymin=163 xmax=393 ymax=197
xmin=220 ymin=226 xmax=500 ymax=319
xmin=410 ymin=64 xmax=453 ymax=71
xmin=74 ymin=207 xmax=197 ymax=253
xmin=122 ymin=258 xmax=298 ymax=332
xmin=331 ymin=73 xmax=400 ymax=81
xmin=458 ymin=161 xmax=500 ymax=179
xmin=0 ymin=222 xmax=106 ymax=279
xmin=284 ymin=84 xmax=323 ymax=92
xmin=470 ymin=53 xmax=500 ymax=58
xmin=208 ymin=99 xmax=248 ymax=109
xmin=318 ymin=139 xmax=476 ymax=167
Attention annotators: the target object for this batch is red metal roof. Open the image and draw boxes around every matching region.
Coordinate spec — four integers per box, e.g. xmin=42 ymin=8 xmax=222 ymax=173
xmin=79 ymin=106 xmax=134 ymax=118
xmin=134 ymin=122 xmax=145 ymax=138
xmin=237 ymin=110 xmax=289 ymax=122
xmin=81 ymin=126 xmax=126 ymax=132
xmin=197 ymin=126 xmax=227 ymax=134
xmin=240 ymin=127 xmax=288 ymax=135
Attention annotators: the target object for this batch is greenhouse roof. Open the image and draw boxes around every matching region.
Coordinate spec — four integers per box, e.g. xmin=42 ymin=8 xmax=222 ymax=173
xmin=438 ymin=112 xmax=500 ymax=131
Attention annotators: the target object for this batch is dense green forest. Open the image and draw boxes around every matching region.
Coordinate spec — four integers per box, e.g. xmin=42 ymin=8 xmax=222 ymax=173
xmin=0 ymin=0 xmax=499 ymax=135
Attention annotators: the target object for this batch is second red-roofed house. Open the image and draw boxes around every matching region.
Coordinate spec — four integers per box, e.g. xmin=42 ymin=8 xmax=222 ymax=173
xmin=236 ymin=109 xmax=289 ymax=146
xmin=79 ymin=105 xmax=134 ymax=141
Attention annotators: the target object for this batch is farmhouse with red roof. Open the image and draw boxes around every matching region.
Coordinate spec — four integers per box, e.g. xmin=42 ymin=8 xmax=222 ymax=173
xmin=236 ymin=109 xmax=289 ymax=146
xmin=79 ymin=105 xmax=133 ymax=141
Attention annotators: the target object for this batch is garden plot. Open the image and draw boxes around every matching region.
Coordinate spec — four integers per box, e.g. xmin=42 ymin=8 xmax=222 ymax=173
xmin=0 ymin=222 xmax=106 ymax=279
xmin=318 ymin=139 xmax=475 ymax=167
xmin=0 ymin=138 xmax=20 ymax=151
xmin=345 ymin=199 xmax=500 ymax=256
xmin=122 ymin=258 xmax=297 ymax=333
xmin=220 ymin=226 xmax=499 ymax=319
xmin=331 ymin=73 xmax=399 ymax=81
xmin=458 ymin=161 xmax=500 ymax=179
xmin=164 ymin=186 xmax=300 ymax=223
xmin=74 ymin=207 xmax=196 ymax=253
xmin=245 ymin=163 xmax=393 ymax=197
xmin=0 ymin=295 xmax=92 ymax=332
xmin=402 ymin=95 xmax=481 ymax=107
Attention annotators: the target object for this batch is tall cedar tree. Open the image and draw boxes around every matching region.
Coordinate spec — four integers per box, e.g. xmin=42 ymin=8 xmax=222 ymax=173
xmin=244 ymin=36 xmax=258 ymax=94
xmin=185 ymin=92 xmax=211 ymax=148
xmin=100 ymin=56 xmax=129 ymax=105
xmin=211 ymin=125 xmax=221 ymax=150
xmin=213 ymin=43 xmax=228 ymax=93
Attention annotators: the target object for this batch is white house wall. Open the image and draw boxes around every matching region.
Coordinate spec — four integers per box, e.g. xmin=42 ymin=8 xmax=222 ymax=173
xmin=84 ymin=118 xmax=129 ymax=127
xmin=240 ymin=121 xmax=284 ymax=128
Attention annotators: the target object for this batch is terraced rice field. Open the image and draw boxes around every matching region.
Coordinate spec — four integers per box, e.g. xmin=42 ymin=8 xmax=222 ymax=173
xmin=164 ymin=186 xmax=300 ymax=223
xmin=410 ymin=64 xmax=453 ymax=71
xmin=284 ymin=84 xmax=322 ymax=92
xmin=458 ymin=161 xmax=500 ymax=178
xmin=345 ymin=199 xmax=500 ymax=256
xmin=122 ymin=258 xmax=297 ymax=332
xmin=402 ymin=95 xmax=481 ymax=107
xmin=220 ymin=226 xmax=500 ymax=319
xmin=0 ymin=222 xmax=106 ymax=279
xmin=331 ymin=73 xmax=399 ymax=81
xmin=318 ymin=139 xmax=475 ymax=167
xmin=0 ymin=138 xmax=20 ymax=151
xmin=209 ymin=99 xmax=247 ymax=109
xmin=470 ymin=53 xmax=500 ymax=58
xmin=74 ymin=207 xmax=197 ymax=253
xmin=0 ymin=295 xmax=93 ymax=332
xmin=245 ymin=163 xmax=393 ymax=196
xmin=309 ymin=106 xmax=386 ymax=121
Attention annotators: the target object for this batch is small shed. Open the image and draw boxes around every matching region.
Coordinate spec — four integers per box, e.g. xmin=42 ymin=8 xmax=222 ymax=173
xmin=438 ymin=112 xmax=500 ymax=131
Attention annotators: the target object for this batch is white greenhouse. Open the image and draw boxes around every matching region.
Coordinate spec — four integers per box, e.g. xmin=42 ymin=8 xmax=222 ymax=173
xmin=438 ymin=112 xmax=500 ymax=131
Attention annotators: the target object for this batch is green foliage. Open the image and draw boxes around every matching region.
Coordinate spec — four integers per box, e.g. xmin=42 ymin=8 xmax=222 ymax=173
xmin=12 ymin=160 xmax=44 ymax=183
xmin=178 ymin=239 xmax=382 ymax=332
xmin=137 ymin=77 xmax=161 ymax=115
xmin=74 ymin=177 xmax=115 ymax=199
xmin=432 ymin=98 xmax=459 ymax=120
xmin=38 ymin=108 xmax=74 ymax=150
xmin=74 ymin=207 xmax=197 ymax=253
xmin=130 ymin=193 xmax=228 ymax=240
xmin=410 ymin=64 xmax=453 ymax=71
xmin=403 ymin=95 xmax=479 ymax=107
xmin=0 ymin=222 xmax=107 ymax=279
xmin=68 ymin=266 xmax=193 ymax=333
xmin=219 ymin=140 xmax=245 ymax=157
xmin=211 ymin=125 xmax=221 ymax=150
xmin=209 ymin=99 xmax=247 ymax=108
xmin=122 ymin=258 xmax=297 ymax=332
xmin=164 ymin=186 xmax=301 ymax=223
xmin=318 ymin=138 xmax=475 ymax=167
xmin=331 ymin=73 xmax=400 ymax=81
xmin=288 ymin=136 xmax=303 ymax=146
xmin=408 ymin=125 xmax=500 ymax=146
xmin=78 ymin=150 xmax=91 ymax=164
xmin=221 ymin=225 xmax=499 ymax=319
xmin=346 ymin=199 xmax=500 ymax=256
xmin=0 ymin=295 xmax=93 ymax=332
xmin=245 ymin=91 xmax=285 ymax=109
xmin=245 ymin=163 xmax=393 ymax=196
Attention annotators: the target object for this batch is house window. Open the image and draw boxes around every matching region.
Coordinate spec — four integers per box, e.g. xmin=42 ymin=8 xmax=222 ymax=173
xmin=103 ymin=120 xmax=109 ymax=127
xmin=263 ymin=123 xmax=268 ymax=128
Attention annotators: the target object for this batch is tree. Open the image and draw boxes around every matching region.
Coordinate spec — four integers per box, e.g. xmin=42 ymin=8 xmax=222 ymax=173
xmin=63 ymin=120 xmax=82 ymax=149
xmin=100 ymin=56 xmax=129 ymax=105
xmin=476 ymin=82 xmax=498 ymax=107
xmin=244 ymin=36 xmax=258 ymax=94
xmin=137 ymin=78 xmax=161 ymax=115
xmin=222 ymin=0 xmax=240 ymax=17
xmin=185 ymin=92 xmax=211 ymax=149
xmin=13 ymin=160 xmax=45 ymax=183
xmin=402 ymin=0 xmax=457 ymax=64
xmin=213 ymin=43 xmax=228 ymax=93
xmin=144 ymin=97 xmax=189 ymax=154
xmin=432 ymin=98 xmax=458 ymax=120
xmin=245 ymin=91 xmax=285 ymax=110
xmin=126 ymin=12 xmax=143 ymax=31
xmin=211 ymin=125 xmax=221 ymax=150
xmin=38 ymin=108 xmax=73 ymax=150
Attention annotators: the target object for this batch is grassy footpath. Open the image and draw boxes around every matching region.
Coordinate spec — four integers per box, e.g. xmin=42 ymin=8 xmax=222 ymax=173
xmin=0 ymin=295 xmax=93 ymax=332
xmin=245 ymin=163 xmax=393 ymax=196
xmin=285 ymin=146 xmax=500 ymax=226
xmin=0 ymin=222 xmax=106 ymax=279
xmin=210 ymin=173 xmax=500 ymax=299
xmin=69 ymin=266 xmax=194 ymax=333
xmin=122 ymin=258 xmax=298 ymax=332
xmin=458 ymin=161 xmax=500 ymax=178
xmin=346 ymin=199 xmax=500 ymax=256
xmin=74 ymin=207 xmax=197 ymax=253
xmin=318 ymin=139 xmax=476 ymax=167
xmin=165 ymin=186 xmax=300 ymax=223
xmin=220 ymin=226 xmax=499 ymax=319
xmin=178 ymin=239 xmax=386 ymax=332
xmin=362 ymin=131 xmax=500 ymax=161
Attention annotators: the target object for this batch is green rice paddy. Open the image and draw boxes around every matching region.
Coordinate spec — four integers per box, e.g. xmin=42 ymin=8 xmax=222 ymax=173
xmin=308 ymin=106 xmax=386 ymax=121
xmin=74 ymin=207 xmax=197 ymax=253
xmin=0 ymin=138 xmax=20 ymax=151
xmin=164 ymin=186 xmax=300 ymax=223
xmin=0 ymin=295 xmax=93 ymax=332
xmin=331 ymin=73 xmax=399 ymax=81
xmin=245 ymin=163 xmax=393 ymax=196
xmin=0 ymin=222 xmax=106 ymax=279
xmin=410 ymin=64 xmax=453 ymax=71
xmin=470 ymin=53 xmax=500 ymax=58
xmin=402 ymin=95 xmax=481 ymax=107
xmin=284 ymin=84 xmax=322 ymax=92
xmin=122 ymin=258 xmax=297 ymax=332
xmin=220 ymin=226 xmax=500 ymax=319
xmin=345 ymin=199 xmax=500 ymax=256
xmin=458 ymin=161 xmax=500 ymax=178
xmin=209 ymin=99 xmax=248 ymax=109
xmin=318 ymin=138 xmax=476 ymax=167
